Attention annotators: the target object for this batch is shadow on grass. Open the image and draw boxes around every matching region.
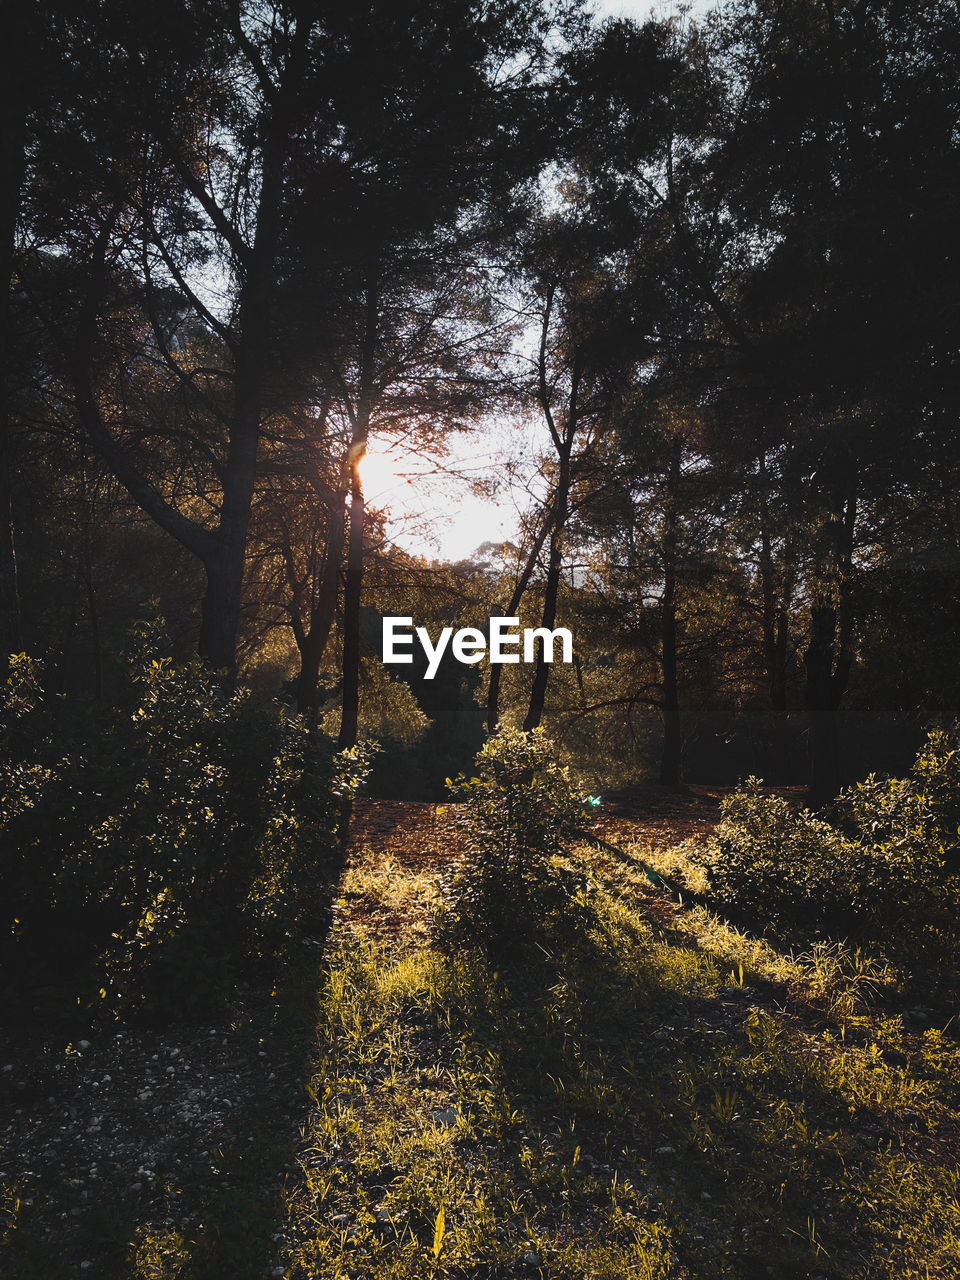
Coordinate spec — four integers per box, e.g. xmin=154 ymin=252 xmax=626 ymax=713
xmin=0 ymin=860 xmax=349 ymax=1280
xmin=433 ymin=918 xmax=941 ymax=1279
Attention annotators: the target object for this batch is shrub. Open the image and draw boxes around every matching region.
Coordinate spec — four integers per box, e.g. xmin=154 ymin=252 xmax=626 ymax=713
xmin=434 ymin=726 xmax=592 ymax=958
xmin=708 ymin=781 xmax=856 ymax=934
xmin=707 ymin=726 xmax=960 ymax=965
xmin=1 ymin=622 xmax=369 ymax=1019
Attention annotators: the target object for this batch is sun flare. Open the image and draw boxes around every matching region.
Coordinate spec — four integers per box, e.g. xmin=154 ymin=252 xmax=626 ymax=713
xmin=355 ymin=433 xmax=519 ymax=561
xmin=358 ymin=441 xmax=408 ymax=504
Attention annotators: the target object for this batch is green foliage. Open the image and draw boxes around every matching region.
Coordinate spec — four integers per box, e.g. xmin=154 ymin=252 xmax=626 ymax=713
xmin=707 ymin=726 xmax=960 ymax=965
xmin=435 ymin=726 xmax=592 ymax=957
xmin=276 ymin=842 xmax=960 ymax=1280
xmin=247 ymin=729 xmax=373 ymax=963
xmin=708 ymin=779 xmax=855 ymax=930
xmin=0 ymin=654 xmax=55 ymax=830
xmin=1 ymin=622 xmax=370 ymax=1019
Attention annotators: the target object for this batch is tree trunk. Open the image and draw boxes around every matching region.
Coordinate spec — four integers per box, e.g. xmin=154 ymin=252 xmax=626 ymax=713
xmin=338 ymin=453 xmax=366 ymax=749
xmin=487 ymin=513 xmax=552 ymax=730
xmin=770 ymin=605 xmax=790 ymax=779
xmin=0 ymin=19 xmax=28 ymax=659
xmin=523 ymin=450 xmax=569 ymax=732
xmin=658 ymin=444 xmax=682 ymax=786
xmin=659 ymin=597 xmax=681 ymax=785
xmin=804 ymin=484 xmax=856 ymax=807
xmin=295 ymin=497 xmax=346 ymax=716
xmin=757 ymin=457 xmax=791 ymax=781
xmin=0 ymin=440 xmax=19 ymax=658
xmin=337 ymin=280 xmax=377 ymax=751
xmin=197 ymin=358 xmax=261 ymax=676
xmin=803 ymin=604 xmax=848 ymax=806
xmin=194 ymin=85 xmax=288 ymax=676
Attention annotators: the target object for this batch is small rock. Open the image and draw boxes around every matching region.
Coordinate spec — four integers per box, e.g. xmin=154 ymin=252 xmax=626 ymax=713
xmin=431 ymin=1107 xmax=457 ymax=1127
xmin=77 ymin=1040 xmax=91 ymax=1051
xmin=655 ymin=1145 xmax=677 ymax=1156
xmin=522 ymin=1249 xmax=540 ymax=1267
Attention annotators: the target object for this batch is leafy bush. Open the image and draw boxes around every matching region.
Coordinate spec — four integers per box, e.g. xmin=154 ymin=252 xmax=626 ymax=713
xmin=1 ymin=622 xmax=369 ymax=1018
xmin=708 ymin=781 xmax=856 ymax=932
xmin=707 ymin=727 xmax=960 ymax=965
xmin=434 ymin=726 xmax=592 ymax=958
xmin=0 ymin=653 xmax=56 ymax=833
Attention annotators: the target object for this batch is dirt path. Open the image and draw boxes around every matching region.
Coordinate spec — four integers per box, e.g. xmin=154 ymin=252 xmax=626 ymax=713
xmin=347 ymin=783 xmax=733 ymax=869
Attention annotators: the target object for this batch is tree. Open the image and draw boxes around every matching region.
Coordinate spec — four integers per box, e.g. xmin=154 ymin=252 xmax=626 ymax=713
xmin=17 ymin=0 xmax=582 ymax=682
xmin=562 ymin=0 xmax=960 ymax=800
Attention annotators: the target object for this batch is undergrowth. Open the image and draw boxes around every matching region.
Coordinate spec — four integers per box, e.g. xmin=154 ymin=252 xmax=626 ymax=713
xmin=275 ymin=842 xmax=960 ymax=1280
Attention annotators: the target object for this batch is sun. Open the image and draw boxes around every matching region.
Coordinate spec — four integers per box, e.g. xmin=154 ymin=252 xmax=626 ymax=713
xmin=357 ymin=440 xmax=408 ymax=504
xmin=355 ymin=432 xmax=520 ymax=561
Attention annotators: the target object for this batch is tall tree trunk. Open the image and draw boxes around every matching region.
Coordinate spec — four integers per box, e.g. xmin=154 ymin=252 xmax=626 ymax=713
xmin=804 ymin=486 xmax=856 ymax=806
xmin=658 ymin=445 xmax=682 ymax=785
xmin=523 ymin=297 xmax=578 ymax=735
xmin=296 ymin=496 xmax=346 ymax=716
xmin=757 ymin=455 xmax=790 ymax=781
xmin=770 ymin=605 xmax=789 ymax=778
xmin=337 ymin=280 xmax=378 ymax=751
xmin=0 ymin=17 xmax=28 ymax=659
xmin=195 ymin=77 xmax=290 ymax=675
xmin=803 ymin=603 xmax=848 ymax=807
xmin=523 ymin=449 xmax=570 ymax=732
xmin=197 ymin=347 xmax=261 ymax=676
xmin=487 ymin=513 xmax=552 ymax=730
xmin=660 ymin=597 xmax=681 ymax=786
xmin=338 ymin=462 xmax=365 ymax=750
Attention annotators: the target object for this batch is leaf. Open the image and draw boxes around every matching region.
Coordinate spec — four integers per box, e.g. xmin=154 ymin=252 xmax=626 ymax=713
xmin=432 ymin=1202 xmax=445 ymax=1259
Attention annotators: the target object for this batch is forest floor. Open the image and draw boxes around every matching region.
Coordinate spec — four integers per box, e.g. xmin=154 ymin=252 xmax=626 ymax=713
xmin=3 ymin=792 xmax=960 ymax=1279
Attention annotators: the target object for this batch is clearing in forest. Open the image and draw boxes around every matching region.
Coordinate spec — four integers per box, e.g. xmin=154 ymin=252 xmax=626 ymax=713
xmin=3 ymin=796 xmax=960 ymax=1280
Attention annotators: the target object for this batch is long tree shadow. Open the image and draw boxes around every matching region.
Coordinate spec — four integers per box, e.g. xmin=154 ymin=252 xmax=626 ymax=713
xmin=0 ymin=853 xmax=349 ymax=1280
xmin=432 ymin=913 xmax=953 ymax=1279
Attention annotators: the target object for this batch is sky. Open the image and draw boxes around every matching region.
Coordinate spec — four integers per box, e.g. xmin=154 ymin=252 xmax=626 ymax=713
xmin=361 ymin=418 xmax=543 ymax=564
xmin=365 ymin=0 xmax=717 ymax=565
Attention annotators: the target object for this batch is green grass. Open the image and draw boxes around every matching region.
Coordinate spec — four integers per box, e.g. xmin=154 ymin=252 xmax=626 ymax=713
xmin=273 ymin=843 xmax=960 ymax=1279
xmin=4 ymin=836 xmax=960 ymax=1278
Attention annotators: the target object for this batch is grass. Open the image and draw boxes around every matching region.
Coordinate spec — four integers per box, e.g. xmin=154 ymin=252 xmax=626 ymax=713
xmin=4 ymin=832 xmax=960 ymax=1278
xmin=272 ymin=840 xmax=960 ymax=1279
